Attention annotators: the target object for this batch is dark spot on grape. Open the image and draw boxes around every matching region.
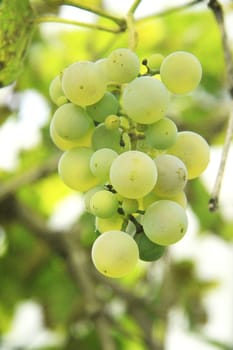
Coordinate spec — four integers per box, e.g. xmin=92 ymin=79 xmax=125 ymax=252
xmin=80 ymin=85 xmax=84 ymax=89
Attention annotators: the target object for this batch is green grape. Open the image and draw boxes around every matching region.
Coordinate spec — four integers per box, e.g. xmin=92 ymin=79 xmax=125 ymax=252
xmin=142 ymin=200 xmax=188 ymax=245
xmin=84 ymin=186 xmax=104 ymax=212
xmin=105 ymin=115 xmax=120 ymax=130
xmin=153 ymin=154 xmax=188 ymax=196
xmin=95 ymin=214 xmax=124 ymax=233
xmin=134 ymin=232 xmax=166 ymax=262
xmin=160 ymin=51 xmax=202 ymax=94
xmin=142 ymin=190 xmax=187 ymax=210
xmin=110 ymin=150 xmax=158 ymax=199
xmin=50 ymin=118 xmax=93 ymax=151
xmin=122 ymin=76 xmax=169 ymax=124
xmin=90 ymin=148 xmax=118 ymax=181
xmin=49 ymin=75 xmax=67 ymax=106
xmin=167 ymin=131 xmax=210 ymax=179
xmin=89 ymin=190 xmax=118 ymax=218
xmin=58 ymin=147 xmax=99 ymax=192
xmin=91 ymin=123 xmax=122 ymax=152
xmin=106 ymin=48 xmax=140 ymax=84
xmin=147 ymin=53 xmax=164 ymax=71
xmin=86 ymin=91 xmax=119 ymax=123
xmin=62 ymin=61 xmax=106 ymax=106
xmin=165 ymin=191 xmax=187 ymax=208
xmin=145 ymin=117 xmax=177 ymax=149
xmin=95 ymin=58 xmax=109 ymax=83
xmin=122 ymin=198 xmax=139 ymax=215
xmin=91 ymin=230 xmax=139 ymax=278
xmin=52 ymin=103 xmax=93 ymax=141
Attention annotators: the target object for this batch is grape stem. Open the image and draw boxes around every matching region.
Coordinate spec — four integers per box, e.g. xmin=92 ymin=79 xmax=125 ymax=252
xmin=63 ymin=0 xmax=126 ymax=27
xmin=35 ymin=16 xmax=122 ymax=33
xmin=208 ymin=0 xmax=233 ymax=211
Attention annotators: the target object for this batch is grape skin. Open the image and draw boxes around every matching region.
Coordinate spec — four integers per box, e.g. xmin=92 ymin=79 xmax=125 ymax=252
xmin=89 ymin=190 xmax=118 ymax=218
xmin=142 ymin=200 xmax=188 ymax=245
xmin=160 ymin=51 xmax=202 ymax=94
xmin=106 ymin=48 xmax=140 ymax=84
xmin=110 ymin=150 xmax=158 ymax=199
xmin=58 ymin=147 xmax=99 ymax=192
xmin=167 ymin=131 xmax=210 ymax=179
xmin=62 ymin=61 xmax=106 ymax=106
xmin=91 ymin=230 xmax=139 ymax=278
xmin=122 ymin=76 xmax=169 ymax=124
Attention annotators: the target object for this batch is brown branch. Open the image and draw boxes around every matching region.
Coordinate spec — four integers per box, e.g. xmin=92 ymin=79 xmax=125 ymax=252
xmin=208 ymin=0 xmax=233 ymax=211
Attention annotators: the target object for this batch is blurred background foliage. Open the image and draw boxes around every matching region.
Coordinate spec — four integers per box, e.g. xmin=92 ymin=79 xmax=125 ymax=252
xmin=0 ymin=0 xmax=233 ymax=349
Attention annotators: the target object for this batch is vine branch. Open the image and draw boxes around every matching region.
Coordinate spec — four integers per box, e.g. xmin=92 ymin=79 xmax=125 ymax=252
xmin=208 ymin=0 xmax=233 ymax=211
xmin=35 ymin=16 xmax=122 ymax=33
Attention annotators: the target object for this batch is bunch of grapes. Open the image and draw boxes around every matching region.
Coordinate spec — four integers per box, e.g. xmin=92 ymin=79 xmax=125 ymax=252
xmin=49 ymin=48 xmax=210 ymax=278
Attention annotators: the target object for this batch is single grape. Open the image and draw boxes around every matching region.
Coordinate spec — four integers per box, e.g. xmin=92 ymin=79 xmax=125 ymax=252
xmin=146 ymin=53 xmax=164 ymax=71
xmin=49 ymin=75 xmax=67 ymax=106
xmin=95 ymin=214 xmax=124 ymax=233
xmin=110 ymin=150 xmax=157 ymax=199
xmin=62 ymin=61 xmax=106 ymax=106
xmin=106 ymin=48 xmax=140 ymax=84
xmin=145 ymin=117 xmax=177 ymax=149
xmin=50 ymin=118 xmax=93 ymax=151
xmin=134 ymin=232 xmax=166 ymax=261
xmin=90 ymin=148 xmax=118 ymax=181
xmin=52 ymin=103 xmax=93 ymax=141
xmin=86 ymin=91 xmax=119 ymax=123
xmin=142 ymin=200 xmax=188 ymax=245
xmin=89 ymin=190 xmax=119 ymax=218
xmin=84 ymin=186 xmax=104 ymax=212
xmin=121 ymin=198 xmax=139 ymax=215
xmin=160 ymin=51 xmax=202 ymax=94
xmin=122 ymin=76 xmax=169 ymax=124
xmin=153 ymin=154 xmax=188 ymax=196
xmin=91 ymin=230 xmax=139 ymax=278
xmin=58 ymin=147 xmax=99 ymax=192
xmin=91 ymin=123 xmax=122 ymax=152
xmin=167 ymin=131 xmax=210 ymax=179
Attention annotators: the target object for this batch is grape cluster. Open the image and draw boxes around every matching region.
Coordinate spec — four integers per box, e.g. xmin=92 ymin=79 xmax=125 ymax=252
xmin=49 ymin=48 xmax=210 ymax=278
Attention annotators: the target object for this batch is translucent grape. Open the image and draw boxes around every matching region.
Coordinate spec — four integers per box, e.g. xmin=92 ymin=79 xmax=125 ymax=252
xmin=90 ymin=148 xmax=118 ymax=181
xmin=122 ymin=76 xmax=169 ymax=124
xmin=95 ymin=58 xmax=109 ymax=83
xmin=58 ymin=148 xmax=99 ymax=192
xmin=86 ymin=91 xmax=119 ymax=123
xmin=110 ymin=150 xmax=157 ymax=199
xmin=142 ymin=200 xmax=188 ymax=245
xmin=91 ymin=123 xmax=122 ymax=152
xmin=160 ymin=51 xmax=202 ymax=94
xmin=167 ymin=131 xmax=210 ymax=179
xmin=84 ymin=186 xmax=103 ymax=212
xmin=52 ymin=103 xmax=93 ymax=141
xmin=121 ymin=198 xmax=139 ymax=215
xmin=49 ymin=75 xmax=67 ymax=106
xmin=145 ymin=117 xmax=177 ymax=149
xmin=147 ymin=53 xmax=164 ymax=71
xmin=106 ymin=48 xmax=140 ymax=84
xmin=95 ymin=214 xmax=123 ymax=233
xmin=91 ymin=230 xmax=139 ymax=278
xmin=62 ymin=61 xmax=106 ymax=106
xmin=50 ymin=118 xmax=93 ymax=151
xmin=153 ymin=154 xmax=188 ymax=196
xmin=89 ymin=190 xmax=118 ymax=218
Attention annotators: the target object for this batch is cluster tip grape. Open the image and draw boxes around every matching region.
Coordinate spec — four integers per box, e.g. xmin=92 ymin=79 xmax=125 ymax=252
xmin=49 ymin=48 xmax=210 ymax=278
